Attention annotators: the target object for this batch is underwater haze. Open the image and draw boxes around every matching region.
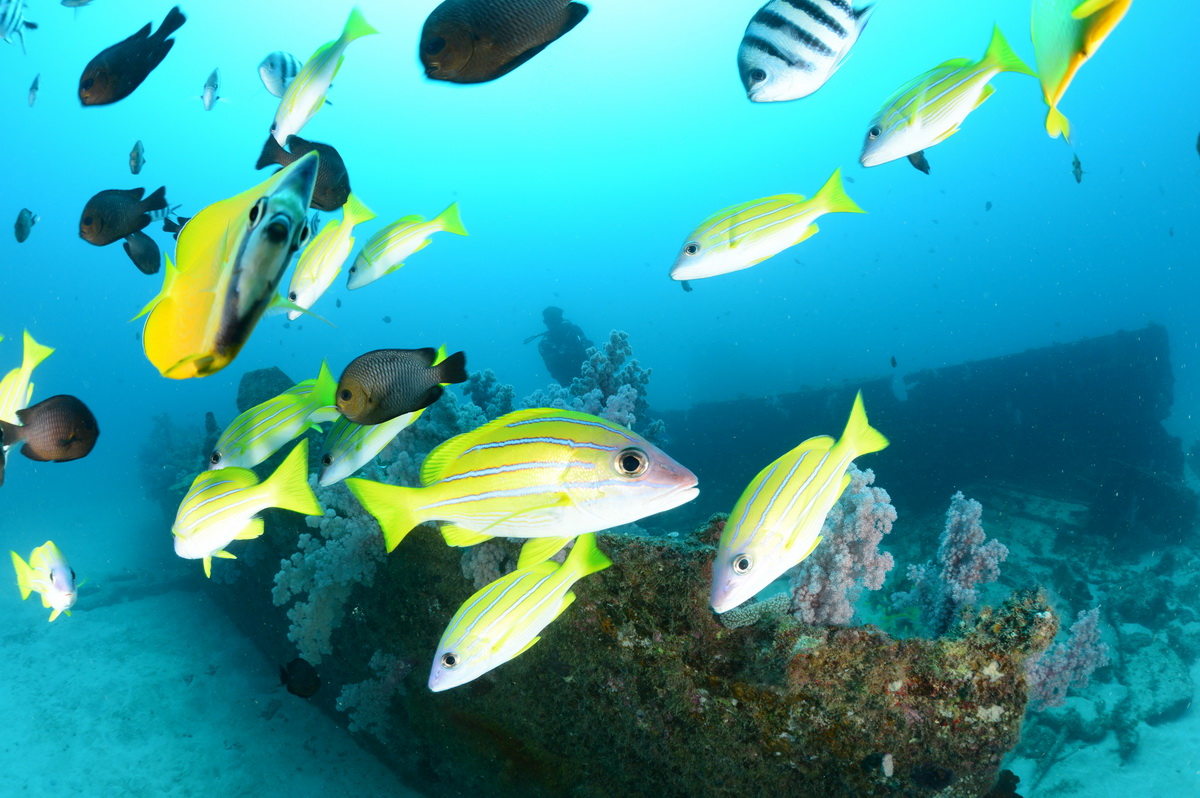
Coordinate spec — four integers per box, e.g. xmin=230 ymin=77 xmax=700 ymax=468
xmin=1 ymin=0 xmax=1199 ymax=796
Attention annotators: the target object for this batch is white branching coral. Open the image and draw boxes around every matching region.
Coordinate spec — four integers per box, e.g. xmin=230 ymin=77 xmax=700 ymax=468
xmin=337 ymin=650 xmax=412 ymax=743
xmin=272 ymin=479 xmax=386 ymax=665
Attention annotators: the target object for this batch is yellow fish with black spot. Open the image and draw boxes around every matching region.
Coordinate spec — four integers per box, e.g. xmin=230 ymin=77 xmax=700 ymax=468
xmin=139 ymin=152 xmax=318 ymax=379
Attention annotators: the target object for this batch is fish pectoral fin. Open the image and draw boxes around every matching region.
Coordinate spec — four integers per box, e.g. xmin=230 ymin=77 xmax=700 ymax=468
xmin=932 ymin=124 xmax=962 ymax=144
xmin=972 ymin=84 xmax=996 ymax=111
xmin=440 ymin=524 xmax=493 ymax=548
xmin=791 ymin=223 xmax=820 ymax=248
xmin=234 ymin=518 xmax=265 ymax=541
xmin=384 ymin=262 xmax=407 ymax=276
xmin=512 ymin=635 xmax=542 ymax=659
xmin=48 ymin=608 xmax=62 ymax=622
xmin=517 ymin=536 xmax=575 ymax=570
xmin=553 ymin=591 xmax=577 ymax=622
xmin=268 ymin=294 xmax=335 ymax=327
xmin=479 ymin=494 xmax=572 ymax=535
xmin=213 ymin=550 xmax=238 ymax=559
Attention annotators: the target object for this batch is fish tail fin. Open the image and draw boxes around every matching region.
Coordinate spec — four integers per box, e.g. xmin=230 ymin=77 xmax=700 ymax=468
xmin=982 ymin=25 xmax=1036 ymax=77
xmin=563 ymin=533 xmax=613 ymax=580
xmin=434 ymin=351 xmax=468 ymax=386
xmin=341 ymin=7 xmax=379 ymax=43
xmin=256 ymin=135 xmax=287 ymax=170
xmin=342 ymin=192 xmax=376 ymax=227
xmin=311 ymin=360 xmax=337 ymax=407
xmin=157 ymin=6 xmax=187 ymax=39
xmin=21 ymin=330 xmax=54 ymax=372
xmin=10 ymin=551 xmax=33 ymax=600
xmin=1045 ymin=105 xmax=1071 ymax=142
xmin=131 ymin=253 xmax=177 ymax=321
xmin=813 ymin=168 xmax=866 ymax=216
xmin=841 ymin=390 xmax=889 ymax=457
xmin=433 ymin=202 xmax=468 ymax=236
xmin=345 ymin=478 xmax=422 ymax=553
xmin=264 ymin=440 xmax=322 ymax=517
xmin=144 ymin=185 xmax=169 ymax=213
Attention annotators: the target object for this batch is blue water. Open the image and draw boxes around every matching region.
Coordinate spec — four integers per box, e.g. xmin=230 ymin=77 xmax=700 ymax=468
xmin=1 ymin=0 xmax=1198 ymax=793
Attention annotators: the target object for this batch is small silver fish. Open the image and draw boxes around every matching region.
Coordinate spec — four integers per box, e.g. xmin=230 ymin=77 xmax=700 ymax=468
xmin=201 ymin=67 xmax=220 ymax=110
xmin=1 ymin=1 xmax=37 ymax=55
xmin=130 ymin=140 xmax=145 ymax=174
xmin=27 ymin=72 xmax=38 ymax=106
xmin=258 ymin=51 xmax=300 ymax=98
xmin=14 ymin=207 xmax=38 ymax=242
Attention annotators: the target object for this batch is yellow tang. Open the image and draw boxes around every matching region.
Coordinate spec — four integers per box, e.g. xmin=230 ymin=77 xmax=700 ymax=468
xmin=139 ymin=152 xmax=319 ymax=379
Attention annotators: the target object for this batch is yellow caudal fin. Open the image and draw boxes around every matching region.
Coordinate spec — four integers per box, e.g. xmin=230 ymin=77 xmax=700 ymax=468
xmin=1046 ymin=105 xmax=1071 ymax=141
xmin=21 ymin=330 xmax=54 ymax=372
xmin=10 ymin=551 xmax=33 ymax=600
xmin=562 ymin=533 xmax=613 ymax=580
xmin=263 ymin=440 xmax=322 ymax=517
xmin=840 ymin=391 xmax=889 ymax=457
xmin=433 ymin=202 xmax=468 ymax=236
xmin=311 ymin=360 xmax=337 ymax=407
xmin=340 ymin=7 xmax=379 ymax=43
xmin=132 ymin=253 xmax=180 ymax=321
xmin=812 ymin=169 xmax=866 ymax=216
xmin=982 ymin=25 xmax=1036 ymax=77
xmin=346 ymin=478 xmax=422 ymax=552
xmin=342 ymin=192 xmax=376 ymax=228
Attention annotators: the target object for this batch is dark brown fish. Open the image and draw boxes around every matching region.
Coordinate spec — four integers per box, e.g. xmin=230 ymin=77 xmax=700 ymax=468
xmin=907 ymin=150 xmax=931 ymax=174
xmin=14 ymin=208 xmax=38 ymax=243
xmin=123 ymin=230 xmax=161 ymax=275
xmin=280 ymin=657 xmax=321 ymax=698
xmin=79 ymin=6 xmax=186 ymax=106
xmin=256 ymin=135 xmax=350 ymax=212
xmin=80 ymin=186 xmax=168 ymax=246
xmin=0 ymin=395 xmax=99 ymax=464
xmin=162 ymin=215 xmax=191 ymax=240
xmin=420 ymin=0 xmax=588 ymax=84
xmin=337 ymin=348 xmax=468 ymax=425
xmin=1071 ymin=154 xmax=1084 ymax=184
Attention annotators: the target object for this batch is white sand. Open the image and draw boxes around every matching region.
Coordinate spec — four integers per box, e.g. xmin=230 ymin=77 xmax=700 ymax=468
xmin=0 ymin=584 xmax=418 ymax=798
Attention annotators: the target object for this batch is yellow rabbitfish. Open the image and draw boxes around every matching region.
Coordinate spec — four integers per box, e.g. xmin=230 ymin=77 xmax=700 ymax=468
xmin=287 ymin=192 xmax=375 ymax=319
xmin=208 ymin=361 xmax=339 ymax=471
xmin=172 ymin=440 xmax=322 ymax=578
xmin=11 ymin=541 xmax=76 ymax=622
xmin=0 ymin=330 xmax=54 ymax=426
xmin=271 ymin=7 xmax=378 ymax=147
xmin=347 ymin=408 xmax=699 ymax=562
xmin=859 ymin=26 xmax=1035 ymax=168
xmin=430 ymin=533 xmax=612 ymax=692
xmin=710 ymin=391 xmax=888 ymax=613
xmin=669 ymin=169 xmax=864 ymax=284
xmin=1032 ymin=0 xmax=1132 ymax=141
xmin=139 ymin=152 xmax=319 ymax=379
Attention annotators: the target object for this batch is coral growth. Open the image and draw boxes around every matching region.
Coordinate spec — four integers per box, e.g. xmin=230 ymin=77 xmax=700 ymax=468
xmin=463 ymin=369 xmax=515 ymax=421
xmin=1025 ymin=607 xmax=1110 ymax=711
xmin=893 ymin=492 xmax=1009 ymax=636
xmin=336 ymin=650 xmax=412 ymax=743
xmin=789 ymin=466 xmax=896 ymax=625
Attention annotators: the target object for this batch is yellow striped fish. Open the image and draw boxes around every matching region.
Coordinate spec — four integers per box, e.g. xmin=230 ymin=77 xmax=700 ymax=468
xmin=430 ymin=533 xmax=612 ymax=691
xmin=140 ymin=153 xmax=318 ymax=379
xmin=860 ymin=26 xmax=1035 ymax=169
xmin=669 ymin=168 xmax=864 ymax=285
xmin=173 ymin=439 xmax=322 ymax=578
xmin=208 ymin=362 xmax=339 ymax=470
xmin=347 ymin=202 xmax=468 ymax=291
xmin=286 ymin=192 xmax=375 ymax=319
xmin=710 ymin=391 xmax=888 ymax=613
xmin=318 ymin=409 xmax=423 ymax=487
xmin=0 ymin=330 xmax=54 ymax=426
xmin=270 ymin=7 xmax=378 ymax=146
xmin=347 ymin=408 xmax=698 ymax=560
xmin=1032 ymin=0 xmax=1132 ymax=142
xmin=10 ymin=540 xmax=76 ymax=622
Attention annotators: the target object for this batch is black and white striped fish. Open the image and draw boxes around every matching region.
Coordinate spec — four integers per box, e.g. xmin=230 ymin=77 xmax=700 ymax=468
xmin=737 ymin=0 xmax=873 ymax=103
xmin=0 ymin=1 xmax=37 ymax=55
xmin=258 ymin=51 xmax=301 ymax=99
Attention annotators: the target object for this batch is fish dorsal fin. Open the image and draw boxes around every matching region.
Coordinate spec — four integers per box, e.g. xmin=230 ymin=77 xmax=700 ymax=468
xmin=481 ymin=3 xmax=587 ymax=82
xmin=441 ymin=524 xmax=493 ymax=547
xmin=517 ymin=536 xmax=575 ymax=570
xmin=418 ymin=408 xmax=557 ymax=484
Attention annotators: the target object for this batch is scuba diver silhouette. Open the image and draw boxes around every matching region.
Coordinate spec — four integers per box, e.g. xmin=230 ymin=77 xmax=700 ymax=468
xmin=524 ymin=306 xmax=593 ymax=386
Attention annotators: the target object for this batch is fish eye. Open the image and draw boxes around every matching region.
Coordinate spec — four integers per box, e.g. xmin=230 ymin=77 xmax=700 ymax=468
xmin=248 ymin=198 xmax=267 ymax=228
xmin=733 ymin=554 xmax=752 ymax=575
xmin=339 ymin=389 xmax=352 ymax=402
xmin=424 ymin=36 xmax=446 ymax=55
xmin=348 ymin=265 xmax=355 ymax=273
xmin=82 ymin=216 xmax=93 ymax=226
xmin=210 ymin=451 xmax=221 ymax=465
xmin=288 ymin=290 xmax=298 ymax=301
xmin=749 ymin=68 xmax=766 ymax=83
xmin=71 ymin=569 xmax=76 ymax=580
xmin=683 ymin=243 xmax=700 ymax=256
xmin=81 ymin=78 xmax=94 ymax=90
xmin=615 ymin=447 xmax=649 ymax=477
xmin=440 ymin=652 xmax=459 ymax=669
xmin=868 ymin=125 xmax=882 ymax=140
xmin=321 ymin=454 xmax=333 ymax=466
